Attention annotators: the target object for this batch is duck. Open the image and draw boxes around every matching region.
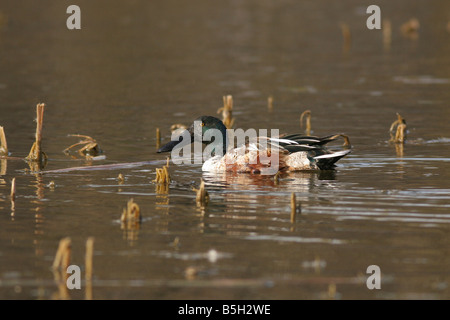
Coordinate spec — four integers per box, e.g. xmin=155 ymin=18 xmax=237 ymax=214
xmin=157 ymin=116 xmax=351 ymax=175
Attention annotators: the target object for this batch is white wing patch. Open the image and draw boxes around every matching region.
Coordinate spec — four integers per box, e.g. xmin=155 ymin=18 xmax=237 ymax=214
xmin=313 ymin=150 xmax=351 ymax=159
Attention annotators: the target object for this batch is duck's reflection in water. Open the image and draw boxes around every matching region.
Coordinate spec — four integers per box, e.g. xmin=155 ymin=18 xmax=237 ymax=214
xmin=199 ymin=171 xmax=338 ymax=228
xmin=202 ymin=170 xmax=336 ymax=194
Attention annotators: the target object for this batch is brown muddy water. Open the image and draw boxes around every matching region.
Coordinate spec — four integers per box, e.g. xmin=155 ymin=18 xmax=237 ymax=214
xmin=0 ymin=0 xmax=449 ymax=300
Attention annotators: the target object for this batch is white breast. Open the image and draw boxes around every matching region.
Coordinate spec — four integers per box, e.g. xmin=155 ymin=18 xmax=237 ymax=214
xmin=202 ymin=155 xmax=225 ymax=172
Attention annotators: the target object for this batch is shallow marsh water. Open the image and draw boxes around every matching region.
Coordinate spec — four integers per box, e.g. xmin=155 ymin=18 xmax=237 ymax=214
xmin=0 ymin=0 xmax=449 ymax=299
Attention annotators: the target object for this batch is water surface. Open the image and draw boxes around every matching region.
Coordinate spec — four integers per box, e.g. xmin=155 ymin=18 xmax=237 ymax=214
xmin=0 ymin=0 xmax=449 ymax=299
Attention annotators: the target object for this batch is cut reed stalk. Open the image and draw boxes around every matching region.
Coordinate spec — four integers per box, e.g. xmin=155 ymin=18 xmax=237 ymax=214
xmin=0 ymin=158 xmax=5 ymax=175
xmin=195 ymin=179 xmax=209 ymax=207
xmin=156 ymin=128 xmax=161 ymax=150
xmin=10 ymin=177 xmax=15 ymax=213
xmin=217 ymin=95 xmax=235 ymax=129
xmin=50 ymin=237 xmax=72 ymax=300
xmin=340 ymin=134 xmax=351 ymax=147
xmin=52 ymin=237 xmax=72 ymax=272
xmin=85 ymin=237 xmax=94 ymax=282
xmin=153 ymin=162 xmax=171 ymax=184
xmin=340 ymin=23 xmax=351 ymax=52
xmin=185 ymin=266 xmax=198 ymax=280
xmin=268 ymin=96 xmax=274 ymax=112
xmin=274 ymin=170 xmax=281 ymax=185
xmin=290 ymin=192 xmax=297 ymax=222
xmin=26 ymin=103 xmax=47 ymax=165
xmin=329 ymin=134 xmax=352 ymax=148
xmin=300 ymin=110 xmax=311 ymax=135
xmin=401 ymin=18 xmax=420 ymax=39
xmin=171 ymin=237 xmax=180 ymax=248
xmin=389 ymin=113 xmax=407 ymax=144
xmin=0 ymin=126 xmax=7 ymax=156
xmin=10 ymin=177 xmax=15 ymax=201
xmin=120 ymin=198 xmax=141 ymax=229
xmin=63 ymin=134 xmax=100 ymax=158
xmin=85 ymin=237 xmax=94 ymax=299
xmin=328 ymin=283 xmax=337 ymax=299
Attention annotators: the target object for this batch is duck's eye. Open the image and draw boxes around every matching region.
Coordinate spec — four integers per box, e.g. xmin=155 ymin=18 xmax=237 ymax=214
xmin=201 ymin=122 xmax=205 ymax=127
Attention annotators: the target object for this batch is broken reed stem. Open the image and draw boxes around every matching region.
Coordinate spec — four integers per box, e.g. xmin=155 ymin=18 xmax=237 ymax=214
xmin=85 ymin=237 xmax=94 ymax=300
xmin=389 ymin=113 xmax=407 ymax=144
xmin=185 ymin=266 xmax=198 ymax=280
xmin=340 ymin=134 xmax=351 ymax=148
xmin=300 ymin=110 xmax=311 ymax=135
xmin=290 ymin=192 xmax=297 ymax=222
xmin=274 ymin=171 xmax=281 ymax=185
xmin=153 ymin=163 xmax=171 ymax=184
xmin=340 ymin=23 xmax=351 ymax=51
xmin=0 ymin=126 xmax=7 ymax=156
xmin=217 ymin=95 xmax=235 ymax=129
xmin=268 ymin=96 xmax=274 ymax=112
xmin=26 ymin=103 xmax=46 ymax=164
xmin=163 ymin=166 xmax=170 ymax=182
xmin=121 ymin=198 xmax=141 ymax=227
xmin=64 ymin=134 xmax=100 ymax=157
xmin=85 ymin=237 xmax=94 ymax=282
xmin=10 ymin=177 xmax=16 ymax=201
xmin=328 ymin=283 xmax=337 ymax=300
xmin=395 ymin=122 xmax=406 ymax=143
xmin=52 ymin=237 xmax=72 ymax=272
xmin=195 ymin=179 xmax=209 ymax=207
xmin=329 ymin=134 xmax=352 ymax=148
xmin=10 ymin=177 xmax=16 ymax=213
xmin=401 ymin=18 xmax=420 ymax=39
xmin=156 ymin=128 xmax=161 ymax=150
xmin=171 ymin=236 xmax=180 ymax=248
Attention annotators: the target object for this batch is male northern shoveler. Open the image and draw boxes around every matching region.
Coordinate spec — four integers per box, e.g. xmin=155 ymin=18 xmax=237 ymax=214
xmin=157 ymin=116 xmax=351 ymax=174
